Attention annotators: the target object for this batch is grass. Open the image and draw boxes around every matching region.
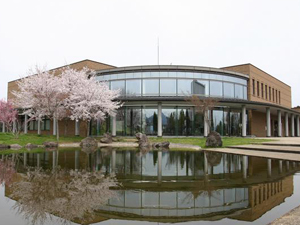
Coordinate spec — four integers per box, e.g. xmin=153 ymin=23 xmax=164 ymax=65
xmin=0 ymin=133 xmax=83 ymax=146
xmin=121 ymin=137 xmax=273 ymax=149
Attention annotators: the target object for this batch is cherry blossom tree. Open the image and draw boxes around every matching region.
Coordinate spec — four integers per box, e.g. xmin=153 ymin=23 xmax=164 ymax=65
xmin=13 ymin=66 xmax=121 ymax=139
xmin=61 ymin=67 xmax=121 ymax=136
xmin=0 ymin=99 xmax=18 ymax=133
xmin=13 ymin=67 xmax=67 ymax=140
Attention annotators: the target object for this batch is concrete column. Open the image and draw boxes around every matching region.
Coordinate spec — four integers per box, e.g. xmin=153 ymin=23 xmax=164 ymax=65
xmin=158 ymin=150 xmax=162 ymax=184
xmin=291 ymin=114 xmax=295 ymax=137
xmin=285 ymin=113 xmax=289 ymax=137
xmin=204 ymin=110 xmax=209 ymax=137
xmin=53 ymin=118 xmax=57 ymax=136
xmin=293 ymin=162 xmax=296 ymax=169
xmin=24 ymin=115 xmax=28 ymax=134
xmin=277 ymin=110 xmax=282 ymax=137
xmin=242 ymin=156 xmax=247 ymax=181
xmin=204 ymin=151 xmax=208 ymax=174
xmin=157 ymin=102 xmax=162 ymax=137
xmin=286 ymin=161 xmax=290 ymax=171
xmin=267 ymin=159 xmax=272 ymax=178
xmin=112 ymin=115 xmax=116 ymax=137
xmin=37 ymin=117 xmax=41 ymax=135
xmin=75 ymin=120 xmax=80 ymax=136
xmin=279 ymin=160 xmax=283 ymax=174
xmin=2 ymin=122 xmax=4 ymax=132
xmin=266 ymin=108 xmax=271 ymax=137
xmin=297 ymin=116 xmax=300 ymax=137
xmin=242 ymin=105 xmax=247 ymax=137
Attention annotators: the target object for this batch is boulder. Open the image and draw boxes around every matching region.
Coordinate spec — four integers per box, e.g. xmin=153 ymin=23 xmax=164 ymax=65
xmin=80 ymin=137 xmax=98 ymax=153
xmin=206 ymin=152 xmax=222 ymax=166
xmin=152 ymin=141 xmax=170 ymax=149
xmin=205 ymin=131 xmax=223 ymax=147
xmin=25 ymin=143 xmax=38 ymax=149
xmin=135 ymin=132 xmax=150 ymax=147
xmin=43 ymin=142 xmax=59 ymax=148
xmin=100 ymin=133 xmax=113 ymax=144
xmin=0 ymin=144 xmax=10 ymax=149
xmin=10 ymin=144 xmax=22 ymax=149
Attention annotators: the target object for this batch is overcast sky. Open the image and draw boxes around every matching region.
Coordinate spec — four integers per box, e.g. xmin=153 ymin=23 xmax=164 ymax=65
xmin=1 ymin=0 xmax=299 ymax=106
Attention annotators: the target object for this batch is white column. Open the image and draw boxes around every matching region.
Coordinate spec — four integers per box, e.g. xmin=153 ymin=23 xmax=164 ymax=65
xmin=291 ymin=114 xmax=295 ymax=137
xmin=242 ymin=105 xmax=247 ymax=137
xmin=2 ymin=122 xmax=4 ymax=132
xmin=53 ymin=118 xmax=57 ymax=136
xmin=37 ymin=117 xmax=41 ymax=135
xmin=286 ymin=161 xmax=290 ymax=171
xmin=157 ymin=102 xmax=162 ymax=137
xmin=204 ymin=110 xmax=209 ymax=137
xmin=24 ymin=115 xmax=28 ymax=134
xmin=266 ymin=107 xmax=271 ymax=137
xmin=112 ymin=115 xmax=116 ymax=137
xmin=242 ymin=156 xmax=247 ymax=180
xmin=277 ymin=110 xmax=282 ymax=137
xmin=279 ymin=160 xmax=283 ymax=174
xmin=111 ymin=149 xmax=116 ymax=174
xmin=297 ymin=116 xmax=300 ymax=137
xmin=267 ymin=159 xmax=272 ymax=178
xmin=158 ymin=150 xmax=162 ymax=184
xmin=75 ymin=120 xmax=80 ymax=136
xmin=285 ymin=113 xmax=289 ymax=137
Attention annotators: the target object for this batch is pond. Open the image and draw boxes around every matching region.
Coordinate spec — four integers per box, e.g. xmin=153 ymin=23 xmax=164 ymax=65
xmin=1 ymin=148 xmax=300 ymax=225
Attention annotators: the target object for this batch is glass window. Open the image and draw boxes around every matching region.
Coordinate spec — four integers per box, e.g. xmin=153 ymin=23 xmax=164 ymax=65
xmin=253 ymin=79 xmax=255 ymax=95
xmin=211 ymin=109 xmax=224 ymax=135
xmin=110 ymin=74 xmax=118 ymax=80
xmin=177 ymin=108 xmax=193 ymax=136
xmin=257 ymin=81 xmax=260 ymax=96
xmin=159 ymin=71 xmax=169 ymax=78
xmin=160 ymin=79 xmax=176 ymax=95
xmin=126 ymin=79 xmax=141 ymax=96
xmin=193 ymin=73 xmax=202 ymax=79
xmin=202 ymin=73 xmax=210 ymax=79
xmin=194 ymin=80 xmax=209 ymax=95
xmin=177 ymin=79 xmax=193 ymax=95
xmin=126 ymin=107 xmax=142 ymax=136
xmin=162 ymin=108 xmax=176 ymax=135
xmin=243 ymin=86 xmax=247 ymax=100
xmin=210 ymin=81 xmax=223 ymax=97
xmin=168 ymin=71 xmax=177 ymax=78
xmin=235 ymin=84 xmax=244 ymax=99
xmin=176 ymin=71 xmax=186 ymax=78
xmin=45 ymin=119 xmax=50 ymax=130
xmin=142 ymin=72 xmax=151 ymax=78
xmin=150 ymin=72 xmax=160 ymax=77
xmin=185 ymin=72 xmax=194 ymax=78
xmin=111 ymin=80 xmax=125 ymax=95
xmin=194 ymin=111 xmax=204 ymax=136
xmin=132 ymin=72 xmax=142 ymax=78
xmin=223 ymin=82 xmax=234 ymax=98
xmin=116 ymin=108 xmax=125 ymax=136
xmin=117 ymin=73 xmax=126 ymax=79
xmin=143 ymin=79 xmax=159 ymax=96
xmin=142 ymin=108 xmax=158 ymax=135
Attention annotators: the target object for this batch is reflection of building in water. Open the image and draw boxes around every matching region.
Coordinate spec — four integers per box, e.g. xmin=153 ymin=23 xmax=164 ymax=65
xmin=10 ymin=150 xmax=299 ymax=223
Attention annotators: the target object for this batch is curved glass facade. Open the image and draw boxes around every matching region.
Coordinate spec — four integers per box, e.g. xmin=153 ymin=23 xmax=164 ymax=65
xmin=97 ymin=70 xmax=248 ymax=99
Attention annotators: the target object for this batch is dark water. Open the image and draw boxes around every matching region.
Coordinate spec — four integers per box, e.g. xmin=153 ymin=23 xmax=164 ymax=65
xmin=1 ymin=148 xmax=300 ymax=225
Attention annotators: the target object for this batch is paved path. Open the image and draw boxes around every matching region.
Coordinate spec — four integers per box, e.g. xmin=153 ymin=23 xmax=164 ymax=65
xmin=206 ymin=147 xmax=300 ymax=161
xmin=269 ymin=204 xmax=300 ymax=225
xmin=230 ymin=144 xmax=300 ymax=154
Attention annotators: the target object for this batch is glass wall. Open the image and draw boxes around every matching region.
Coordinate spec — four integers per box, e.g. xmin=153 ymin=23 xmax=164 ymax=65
xmin=111 ymin=107 xmax=245 ymax=137
xmin=99 ymin=70 xmax=248 ymax=100
xmin=162 ymin=108 xmax=177 ymax=135
xmin=142 ymin=108 xmax=158 ymax=135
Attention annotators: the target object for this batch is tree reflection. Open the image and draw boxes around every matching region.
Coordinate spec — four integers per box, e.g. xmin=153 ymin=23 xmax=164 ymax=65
xmin=9 ymin=168 xmax=118 ymax=225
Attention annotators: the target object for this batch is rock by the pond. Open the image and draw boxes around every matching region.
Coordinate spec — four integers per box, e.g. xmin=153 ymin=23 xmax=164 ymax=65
xmin=152 ymin=141 xmax=170 ymax=149
xmin=43 ymin=142 xmax=59 ymax=148
xmin=206 ymin=152 xmax=222 ymax=166
xmin=135 ymin=132 xmax=150 ymax=147
xmin=10 ymin=144 xmax=22 ymax=149
xmin=0 ymin=144 xmax=10 ymax=149
xmin=25 ymin=143 xmax=38 ymax=149
xmin=100 ymin=133 xmax=113 ymax=144
xmin=205 ymin=131 xmax=223 ymax=147
xmin=80 ymin=137 xmax=98 ymax=148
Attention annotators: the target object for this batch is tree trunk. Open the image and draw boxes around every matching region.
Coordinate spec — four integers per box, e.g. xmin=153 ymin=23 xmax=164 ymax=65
xmin=87 ymin=120 xmax=90 ymax=137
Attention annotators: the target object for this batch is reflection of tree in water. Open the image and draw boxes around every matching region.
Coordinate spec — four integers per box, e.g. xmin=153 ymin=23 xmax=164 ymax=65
xmin=0 ymin=156 xmax=17 ymax=186
xmin=9 ymin=168 xmax=117 ymax=225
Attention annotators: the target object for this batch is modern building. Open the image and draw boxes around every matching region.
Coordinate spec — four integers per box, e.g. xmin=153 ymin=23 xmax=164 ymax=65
xmin=5 ymin=59 xmax=300 ymax=137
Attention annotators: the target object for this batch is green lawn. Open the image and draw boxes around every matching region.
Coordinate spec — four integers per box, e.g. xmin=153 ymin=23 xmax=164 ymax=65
xmin=0 ymin=133 xmax=83 ymax=146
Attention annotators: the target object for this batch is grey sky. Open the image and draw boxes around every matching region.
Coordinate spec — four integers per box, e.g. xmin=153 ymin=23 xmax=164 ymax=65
xmin=1 ymin=0 xmax=299 ymax=106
